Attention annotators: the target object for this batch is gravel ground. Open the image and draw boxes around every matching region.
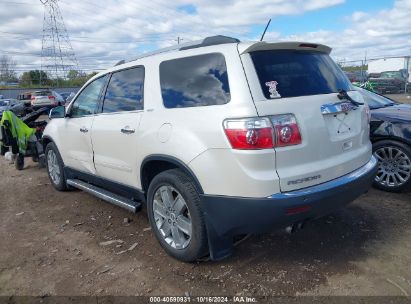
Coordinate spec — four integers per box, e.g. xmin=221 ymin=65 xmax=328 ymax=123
xmin=0 ymin=93 xmax=410 ymax=298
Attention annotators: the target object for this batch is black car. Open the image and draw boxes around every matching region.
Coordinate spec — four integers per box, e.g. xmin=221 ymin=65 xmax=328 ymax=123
xmin=356 ymin=88 xmax=411 ymax=192
xmin=0 ymin=99 xmax=29 ymax=119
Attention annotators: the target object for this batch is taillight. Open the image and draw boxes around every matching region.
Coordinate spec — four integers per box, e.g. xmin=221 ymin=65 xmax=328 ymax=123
xmin=48 ymin=95 xmax=55 ymax=100
xmin=223 ymin=114 xmax=302 ymax=150
xmin=223 ymin=118 xmax=273 ymax=150
xmin=270 ymin=114 xmax=302 ymax=147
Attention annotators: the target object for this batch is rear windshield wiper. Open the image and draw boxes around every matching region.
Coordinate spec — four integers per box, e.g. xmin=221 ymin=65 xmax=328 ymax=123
xmin=337 ymin=89 xmax=364 ymax=106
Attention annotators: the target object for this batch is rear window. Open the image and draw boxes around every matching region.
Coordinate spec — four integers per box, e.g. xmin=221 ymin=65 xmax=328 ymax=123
xmin=380 ymin=71 xmax=402 ymax=79
xmin=33 ymin=91 xmax=51 ymax=96
xmin=357 ymin=88 xmax=395 ymax=109
xmin=159 ymin=53 xmax=230 ymax=108
xmin=250 ymin=50 xmax=352 ymax=99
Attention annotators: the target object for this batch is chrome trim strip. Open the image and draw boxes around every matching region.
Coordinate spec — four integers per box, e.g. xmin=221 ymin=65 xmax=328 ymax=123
xmin=66 ymin=179 xmax=137 ymax=212
xmin=268 ymin=156 xmax=378 ymax=199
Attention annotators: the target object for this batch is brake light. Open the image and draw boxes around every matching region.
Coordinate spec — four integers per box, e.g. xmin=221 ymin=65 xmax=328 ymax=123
xmin=223 ymin=114 xmax=302 ymax=150
xmin=286 ymin=205 xmax=311 ymax=215
xmin=270 ymin=114 xmax=302 ymax=147
xmin=299 ymin=43 xmax=318 ymax=49
xmin=223 ymin=118 xmax=273 ymax=150
xmin=48 ymin=95 xmax=55 ymax=100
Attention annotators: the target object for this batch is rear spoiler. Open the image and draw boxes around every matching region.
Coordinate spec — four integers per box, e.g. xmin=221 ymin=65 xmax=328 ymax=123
xmin=238 ymin=41 xmax=332 ymax=55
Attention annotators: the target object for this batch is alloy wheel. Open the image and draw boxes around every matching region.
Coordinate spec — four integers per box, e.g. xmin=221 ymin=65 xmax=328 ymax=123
xmin=374 ymin=146 xmax=411 ymax=188
xmin=152 ymin=185 xmax=192 ymax=249
xmin=47 ymin=149 xmax=61 ymax=185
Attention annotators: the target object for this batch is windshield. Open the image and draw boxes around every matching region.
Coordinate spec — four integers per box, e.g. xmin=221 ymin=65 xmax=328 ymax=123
xmin=33 ymin=91 xmax=51 ymax=96
xmin=250 ymin=50 xmax=353 ymax=99
xmin=356 ymin=88 xmax=395 ymax=109
xmin=380 ymin=71 xmax=402 ymax=79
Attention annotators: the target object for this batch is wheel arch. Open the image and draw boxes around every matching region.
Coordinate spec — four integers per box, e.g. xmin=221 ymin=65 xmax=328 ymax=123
xmin=371 ymin=136 xmax=411 ymax=149
xmin=42 ymin=135 xmax=54 ymax=150
xmin=140 ymin=154 xmax=204 ymax=195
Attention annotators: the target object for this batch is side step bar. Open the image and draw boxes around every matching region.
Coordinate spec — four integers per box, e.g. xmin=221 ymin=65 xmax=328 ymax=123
xmin=66 ymin=179 xmax=142 ymax=213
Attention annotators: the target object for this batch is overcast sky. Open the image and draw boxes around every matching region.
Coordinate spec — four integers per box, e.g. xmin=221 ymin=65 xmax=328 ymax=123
xmin=0 ymin=0 xmax=410 ymax=74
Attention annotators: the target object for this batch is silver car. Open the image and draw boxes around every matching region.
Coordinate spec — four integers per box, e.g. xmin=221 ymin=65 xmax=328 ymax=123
xmin=31 ymin=90 xmax=64 ymax=108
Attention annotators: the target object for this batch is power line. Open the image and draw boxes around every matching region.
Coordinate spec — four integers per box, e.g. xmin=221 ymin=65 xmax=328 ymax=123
xmin=40 ymin=0 xmax=80 ymax=81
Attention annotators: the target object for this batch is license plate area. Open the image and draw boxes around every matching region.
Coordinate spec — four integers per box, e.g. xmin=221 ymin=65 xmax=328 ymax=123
xmin=321 ymin=102 xmax=359 ymax=140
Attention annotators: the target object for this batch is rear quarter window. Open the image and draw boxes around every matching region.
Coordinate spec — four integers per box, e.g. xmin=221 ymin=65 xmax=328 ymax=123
xmin=159 ymin=53 xmax=230 ymax=108
xmin=250 ymin=50 xmax=352 ymax=99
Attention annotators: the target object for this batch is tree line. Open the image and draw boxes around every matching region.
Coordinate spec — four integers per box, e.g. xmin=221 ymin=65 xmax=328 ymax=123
xmin=0 ymin=55 xmax=98 ymax=88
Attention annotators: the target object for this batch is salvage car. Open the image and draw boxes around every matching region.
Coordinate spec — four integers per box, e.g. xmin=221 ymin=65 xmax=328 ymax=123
xmin=0 ymin=99 xmax=29 ymax=118
xmin=369 ymin=70 xmax=408 ymax=94
xmin=356 ymin=87 xmax=411 ymax=192
xmin=42 ymin=36 xmax=378 ymax=261
xmin=31 ymin=90 xmax=64 ymax=109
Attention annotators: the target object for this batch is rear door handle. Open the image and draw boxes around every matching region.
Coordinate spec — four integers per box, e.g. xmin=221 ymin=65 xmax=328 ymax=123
xmin=121 ymin=126 xmax=135 ymax=134
xmin=80 ymin=127 xmax=88 ymax=133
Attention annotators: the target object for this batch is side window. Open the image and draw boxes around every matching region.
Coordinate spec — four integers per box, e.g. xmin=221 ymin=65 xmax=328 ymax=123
xmin=102 ymin=67 xmax=144 ymax=113
xmin=70 ymin=76 xmax=107 ymax=118
xmin=160 ymin=53 xmax=230 ymax=108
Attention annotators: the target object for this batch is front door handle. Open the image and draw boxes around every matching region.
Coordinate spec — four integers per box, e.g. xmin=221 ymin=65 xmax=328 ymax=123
xmin=80 ymin=127 xmax=88 ymax=133
xmin=121 ymin=126 xmax=135 ymax=134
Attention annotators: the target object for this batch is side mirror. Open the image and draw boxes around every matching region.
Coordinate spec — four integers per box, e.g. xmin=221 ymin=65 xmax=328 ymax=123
xmin=49 ymin=106 xmax=66 ymax=119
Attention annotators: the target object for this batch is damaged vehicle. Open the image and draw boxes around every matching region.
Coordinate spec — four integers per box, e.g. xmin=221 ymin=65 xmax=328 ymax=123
xmin=42 ymin=36 xmax=378 ymax=261
xmin=356 ymin=87 xmax=411 ymax=192
xmin=368 ymin=70 xmax=408 ymax=94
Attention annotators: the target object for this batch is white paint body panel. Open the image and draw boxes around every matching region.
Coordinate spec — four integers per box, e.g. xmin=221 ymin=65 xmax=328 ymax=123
xmin=91 ymin=111 xmax=143 ymax=186
xmin=46 ymin=116 xmax=96 ymax=174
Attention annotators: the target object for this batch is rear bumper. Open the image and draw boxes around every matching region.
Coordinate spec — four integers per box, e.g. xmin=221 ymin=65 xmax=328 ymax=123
xmin=201 ymin=156 xmax=378 ymax=260
xmin=32 ymin=104 xmax=55 ymax=110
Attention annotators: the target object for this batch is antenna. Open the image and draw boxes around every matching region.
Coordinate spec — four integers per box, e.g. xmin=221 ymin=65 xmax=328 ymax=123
xmin=260 ymin=19 xmax=271 ymax=41
xmin=40 ymin=0 xmax=80 ymax=85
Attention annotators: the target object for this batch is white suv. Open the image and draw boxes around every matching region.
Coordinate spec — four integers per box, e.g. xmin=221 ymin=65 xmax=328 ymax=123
xmin=31 ymin=90 xmax=64 ymax=109
xmin=43 ymin=36 xmax=378 ymax=262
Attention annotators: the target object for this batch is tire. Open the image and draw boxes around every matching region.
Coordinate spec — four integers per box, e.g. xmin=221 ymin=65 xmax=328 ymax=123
xmin=15 ymin=153 xmax=24 ymax=170
xmin=373 ymin=140 xmax=411 ymax=192
xmin=38 ymin=155 xmax=46 ymax=169
xmin=0 ymin=145 xmax=8 ymax=156
xmin=147 ymin=169 xmax=208 ymax=262
xmin=45 ymin=142 xmax=69 ymax=191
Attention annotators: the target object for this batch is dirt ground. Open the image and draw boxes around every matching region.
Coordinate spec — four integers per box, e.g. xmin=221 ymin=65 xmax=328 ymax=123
xmin=0 ymin=93 xmax=410 ymax=298
xmin=0 ymin=162 xmax=410 ymax=297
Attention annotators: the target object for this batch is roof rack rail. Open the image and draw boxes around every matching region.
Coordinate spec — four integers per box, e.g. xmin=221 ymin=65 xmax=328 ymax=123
xmin=115 ymin=59 xmax=125 ymax=66
xmin=121 ymin=35 xmax=239 ymax=66
xmin=179 ymin=35 xmax=240 ymax=51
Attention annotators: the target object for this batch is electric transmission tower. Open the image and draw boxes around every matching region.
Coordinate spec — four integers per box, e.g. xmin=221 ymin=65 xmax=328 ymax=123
xmin=40 ymin=0 xmax=80 ymax=85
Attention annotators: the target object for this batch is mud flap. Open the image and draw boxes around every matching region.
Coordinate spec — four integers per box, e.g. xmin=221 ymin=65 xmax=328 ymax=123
xmin=204 ymin=218 xmax=233 ymax=261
